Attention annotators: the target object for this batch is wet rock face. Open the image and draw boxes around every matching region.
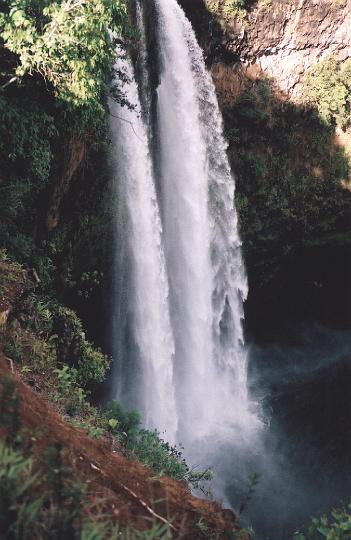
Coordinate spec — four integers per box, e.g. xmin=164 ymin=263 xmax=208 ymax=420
xmin=224 ymin=0 xmax=351 ymax=97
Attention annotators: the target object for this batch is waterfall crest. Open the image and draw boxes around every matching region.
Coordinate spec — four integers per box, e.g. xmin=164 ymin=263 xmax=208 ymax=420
xmin=110 ymin=0 xmax=260 ymax=451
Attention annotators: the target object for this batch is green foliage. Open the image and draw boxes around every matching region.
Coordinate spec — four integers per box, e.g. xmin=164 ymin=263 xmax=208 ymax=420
xmin=54 ymin=306 xmax=110 ymax=386
xmin=20 ymin=293 xmax=55 ymax=336
xmin=44 ymin=443 xmax=84 ymax=540
xmin=229 ymin=529 xmax=255 ymax=539
xmin=54 ymin=364 xmax=77 ymax=393
xmin=293 ymin=505 xmax=351 ymax=539
xmin=206 ymin=0 xmax=248 ymax=20
xmin=102 ymin=401 xmax=212 ymax=489
xmin=80 ymin=520 xmax=120 ymax=540
xmin=104 ymin=400 xmax=141 ymax=444
xmin=131 ymin=429 xmax=189 ymax=481
xmin=0 ymin=0 xmax=129 ymax=288
xmin=238 ymin=473 xmax=260 ymax=515
xmin=0 ymin=434 xmax=177 ymax=539
xmin=30 ymin=336 xmax=57 ymax=372
xmin=3 ymin=320 xmax=25 ymax=362
xmin=1 ymin=258 xmax=110 ymax=425
xmin=0 ymin=264 xmax=211 ymax=507
xmin=0 ymin=251 xmax=22 ymax=297
xmin=134 ymin=522 xmax=173 ymax=540
xmin=0 ymin=97 xmax=57 ymax=260
xmin=224 ymin=76 xmax=351 ymax=284
xmin=0 ymin=0 xmax=128 ymax=114
xmin=0 ymin=376 xmax=21 ymax=444
xmin=0 ymin=441 xmax=41 ymax=539
xmin=54 ymin=364 xmax=91 ymax=416
xmin=0 ymin=94 xmax=56 ymax=184
xmin=303 ymin=55 xmax=351 ymax=129
xmin=0 ymin=437 xmax=85 ymax=539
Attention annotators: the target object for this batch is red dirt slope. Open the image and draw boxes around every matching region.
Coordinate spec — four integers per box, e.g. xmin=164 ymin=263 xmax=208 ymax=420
xmin=0 ymin=354 xmax=244 ymax=539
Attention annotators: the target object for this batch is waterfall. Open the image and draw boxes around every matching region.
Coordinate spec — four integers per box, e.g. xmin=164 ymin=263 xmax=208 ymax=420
xmin=109 ymin=48 xmax=178 ymax=442
xmin=110 ymin=0 xmax=259 ymax=456
xmin=155 ymin=0 xmax=255 ymax=445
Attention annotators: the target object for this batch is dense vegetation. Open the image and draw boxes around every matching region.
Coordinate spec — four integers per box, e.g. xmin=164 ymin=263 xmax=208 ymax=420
xmin=293 ymin=507 xmax=351 ymax=540
xmin=0 ymin=253 xmax=213 ymax=538
xmin=0 ymin=2 xmax=212 ymax=537
xmin=206 ymin=0 xmax=248 ymax=20
xmin=0 ymin=0 xmax=350 ymax=537
xmin=225 ymin=75 xmax=350 ymax=284
xmin=205 ymin=0 xmax=271 ymax=20
xmin=1 ymin=252 xmax=211 ymax=483
xmin=0 ymin=374 xmax=200 ymax=539
xmin=0 ymin=0 xmax=130 ymax=299
xmin=302 ymin=55 xmax=351 ymax=129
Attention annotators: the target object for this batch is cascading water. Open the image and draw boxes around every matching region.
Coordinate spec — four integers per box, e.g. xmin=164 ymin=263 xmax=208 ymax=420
xmin=154 ymin=0 xmax=257 ymax=445
xmin=109 ymin=48 xmax=178 ymax=443
xmin=109 ymin=3 xmax=348 ymax=537
xmin=110 ymin=0 xmax=260 ymax=466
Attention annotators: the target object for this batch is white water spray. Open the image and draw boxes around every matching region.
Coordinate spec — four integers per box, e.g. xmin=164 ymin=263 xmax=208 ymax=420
xmin=110 ymin=0 xmax=260 ymax=454
xmin=154 ymin=0 xmax=258 ymax=444
xmin=109 ymin=48 xmax=178 ymax=442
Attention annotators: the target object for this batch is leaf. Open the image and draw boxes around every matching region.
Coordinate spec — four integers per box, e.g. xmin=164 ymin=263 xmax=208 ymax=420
xmin=108 ymin=418 xmax=118 ymax=430
xmin=317 ymin=526 xmax=330 ymax=537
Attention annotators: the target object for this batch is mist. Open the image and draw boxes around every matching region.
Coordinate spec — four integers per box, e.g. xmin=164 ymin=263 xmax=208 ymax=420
xmin=203 ymin=324 xmax=351 ymax=539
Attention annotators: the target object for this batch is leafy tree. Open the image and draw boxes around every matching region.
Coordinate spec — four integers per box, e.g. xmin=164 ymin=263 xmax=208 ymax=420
xmin=303 ymin=55 xmax=351 ymax=129
xmin=0 ymin=0 xmax=128 ymax=116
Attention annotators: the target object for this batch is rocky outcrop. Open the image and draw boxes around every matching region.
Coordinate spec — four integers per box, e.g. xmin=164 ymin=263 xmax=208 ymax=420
xmin=46 ymin=132 xmax=87 ymax=230
xmin=216 ymin=0 xmax=351 ymax=97
xmin=179 ymin=0 xmax=351 ymax=335
xmin=180 ymin=0 xmax=351 ymax=98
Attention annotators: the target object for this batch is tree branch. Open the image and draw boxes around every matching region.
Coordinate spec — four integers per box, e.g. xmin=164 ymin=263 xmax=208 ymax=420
xmin=1 ymin=76 xmax=18 ymax=90
xmin=109 ymin=112 xmax=143 ymax=143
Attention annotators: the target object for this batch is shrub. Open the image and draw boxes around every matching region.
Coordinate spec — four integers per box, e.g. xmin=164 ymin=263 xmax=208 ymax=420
xmin=0 ymin=441 xmax=40 ymax=539
xmin=102 ymin=401 xmax=212 ymax=489
xmin=65 ymin=387 xmax=87 ymax=417
xmin=104 ymin=400 xmax=141 ymax=445
xmin=54 ymin=365 xmax=78 ymax=395
xmin=303 ymin=55 xmax=351 ymax=129
xmin=293 ymin=504 xmax=351 ymax=540
xmin=0 ymin=0 xmax=128 ymax=115
xmin=0 ymin=253 xmax=23 ymax=297
xmin=30 ymin=336 xmax=57 ymax=373
xmin=54 ymin=306 xmax=110 ymax=387
xmin=77 ymin=342 xmax=110 ymax=387
xmin=206 ymin=0 xmax=247 ymax=20
xmin=132 ymin=429 xmax=189 ymax=481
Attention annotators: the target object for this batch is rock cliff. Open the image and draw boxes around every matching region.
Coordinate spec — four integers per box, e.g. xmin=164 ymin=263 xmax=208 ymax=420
xmin=180 ymin=0 xmax=351 ymax=99
xmin=226 ymin=0 xmax=351 ymax=97
xmin=179 ymin=0 xmax=351 ymax=337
